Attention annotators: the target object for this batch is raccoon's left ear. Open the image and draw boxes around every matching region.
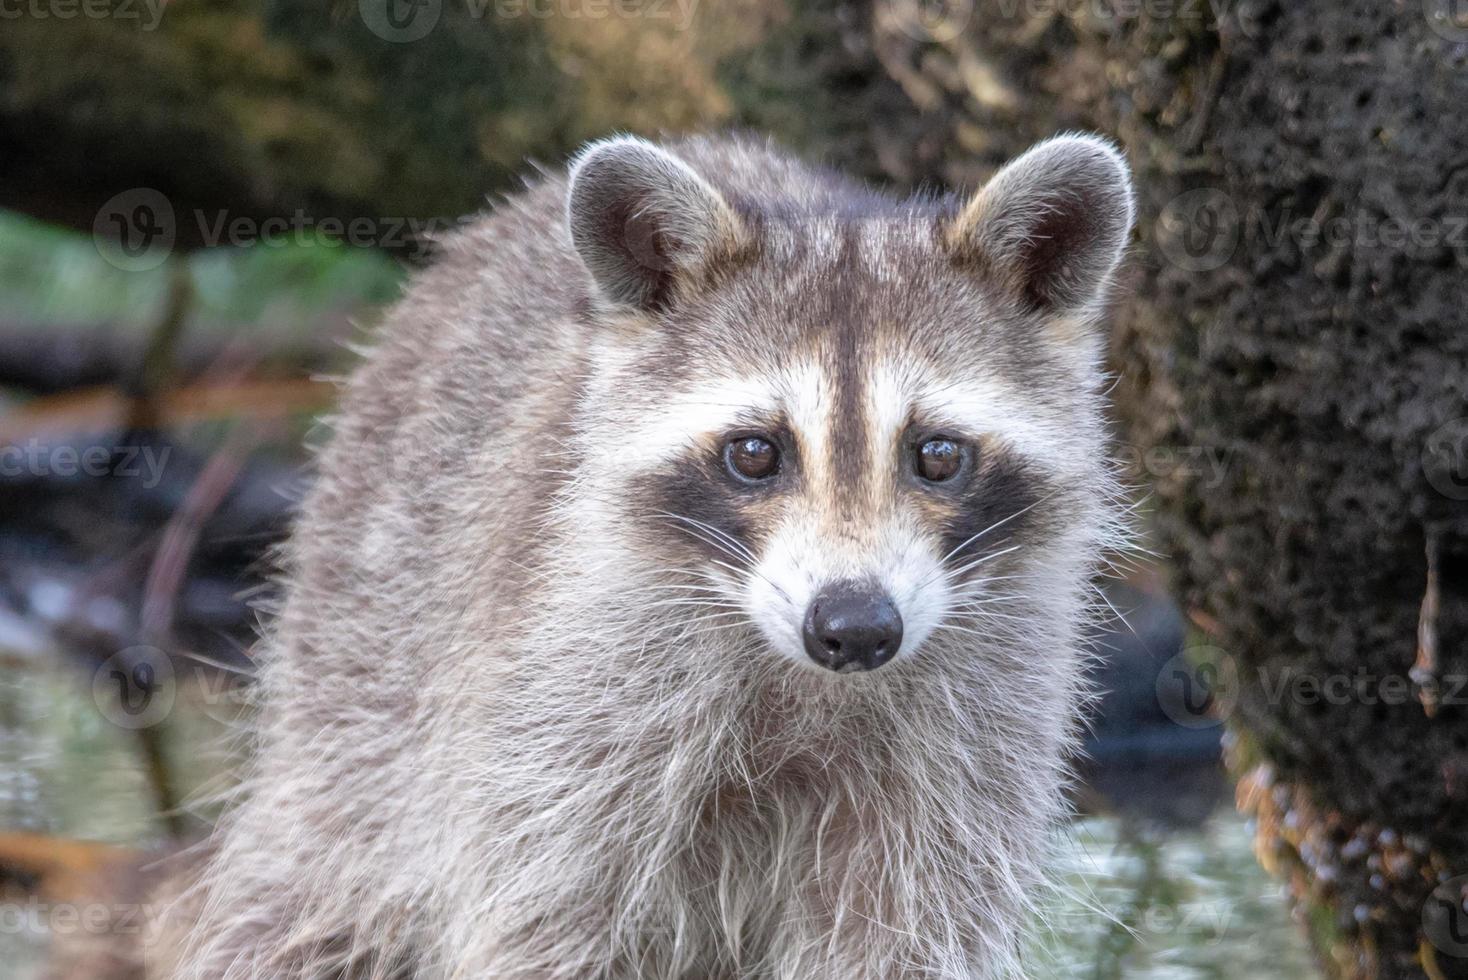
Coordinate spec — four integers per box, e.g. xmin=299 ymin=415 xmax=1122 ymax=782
xmin=566 ymin=136 xmax=748 ymax=313
xmin=946 ymin=134 xmax=1135 ymax=318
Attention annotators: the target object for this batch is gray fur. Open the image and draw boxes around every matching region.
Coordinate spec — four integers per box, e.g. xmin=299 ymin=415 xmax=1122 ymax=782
xmin=154 ymin=134 xmax=1135 ymax=979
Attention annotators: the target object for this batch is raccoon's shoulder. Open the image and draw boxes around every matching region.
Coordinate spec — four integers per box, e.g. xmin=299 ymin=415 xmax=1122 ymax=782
xmin=354 ymin=171 xmax=581 ymax=396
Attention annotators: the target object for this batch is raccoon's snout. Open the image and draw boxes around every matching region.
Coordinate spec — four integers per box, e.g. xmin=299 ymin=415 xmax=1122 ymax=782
xmin=802 ymin=582 xmax=904 ymax=673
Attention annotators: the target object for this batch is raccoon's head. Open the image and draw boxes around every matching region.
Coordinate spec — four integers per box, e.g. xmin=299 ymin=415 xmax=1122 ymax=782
xmin=562 ymin=135 xmax=1133 ymax=677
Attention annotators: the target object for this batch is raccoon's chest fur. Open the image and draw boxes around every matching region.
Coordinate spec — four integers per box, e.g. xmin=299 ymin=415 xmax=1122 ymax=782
xmin=438 ymin=657 xmax=1046 ymax=978
xmin=491 ymin=762 xmax=912 ymax=978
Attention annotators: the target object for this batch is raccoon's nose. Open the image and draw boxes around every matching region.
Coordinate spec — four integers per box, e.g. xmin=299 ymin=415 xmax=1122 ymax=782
xmin=802 ymin=582 xmax=904 ymax=672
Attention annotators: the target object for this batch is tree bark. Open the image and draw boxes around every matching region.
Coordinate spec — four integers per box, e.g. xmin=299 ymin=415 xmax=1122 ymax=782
xmin=1110 ymin=8 xmax=1467 ymax=977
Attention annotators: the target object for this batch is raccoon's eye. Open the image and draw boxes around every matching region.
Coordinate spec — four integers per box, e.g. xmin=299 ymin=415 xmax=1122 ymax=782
xmin=915 ymin=439 xmax=963 ymax=483
xmin=725 ymin=436 xmax=779 ymax=481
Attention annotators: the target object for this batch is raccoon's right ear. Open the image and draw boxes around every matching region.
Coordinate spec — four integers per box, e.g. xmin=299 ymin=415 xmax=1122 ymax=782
xmin=945 ymin=134 xmax=1135 ymax=319
xmin=566 ymin=136 xmax=747 ymax=312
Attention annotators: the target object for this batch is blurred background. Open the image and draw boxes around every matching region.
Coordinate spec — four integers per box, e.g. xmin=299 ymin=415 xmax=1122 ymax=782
xmin=0 ymin=1 xmax=1464 ymax=977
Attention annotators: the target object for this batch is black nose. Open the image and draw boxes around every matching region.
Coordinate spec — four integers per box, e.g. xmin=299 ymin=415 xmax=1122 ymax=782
xmin=802 ymin=581 xmax=904 ymax=672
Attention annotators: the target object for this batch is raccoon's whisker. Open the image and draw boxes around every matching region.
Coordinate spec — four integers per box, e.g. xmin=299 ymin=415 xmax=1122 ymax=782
xmin=691 ymin=554 xmax=796 ymax=611
xmin=632 ymin=612 xmax=751 ymax=647
xmin=1089 ymin=581 xmax=1137 ymax=636
xmin=627 ymin=590 xmax=734 ymax=605
xmin=660 ymin=522 xmax=754 ymax=571
xmin=625 ymin=573 xmax=750 ymax=615
xmin=949 ymin=594 xmax=1028 ymax=611
xmin=661 ymin=610 xmax=748 ymax=630
xmin=702 ymin=557 xmax=754 ymax=581
xmin=949 ymin=607 xmax=1030 ymax=624
xmin=945 ymin=576 xmax=1027 ymax=602
xmin=674 ymin=619 xmax=753 ymax=643
xmin=944 ymin=573 xmax=1026 ymax=594
xmin=621 ymin=582 xmax=737 ymax=598
xmin=939 ymin=610 xmax=1033 ymax=629
xmin=686 ymin=519 xmax=759 ymax=566
xmin=939 ymin=544 xmax=1023 ymax=585
xmin=934 ymin=492 xmax=1055 ymax=566
xmin=631 ymin=596 xmax=750 ymax=625
xmin=656 ymin=512 xmax=759 ymax=567
xmin=638 ymin=598 xmax=744 ymax=613
xmin=933 ymin=620 xmax=1029 ymax=641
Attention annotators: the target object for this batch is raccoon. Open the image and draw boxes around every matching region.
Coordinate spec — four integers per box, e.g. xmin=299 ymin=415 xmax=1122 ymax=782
xmin=156 ymin=133 xmax=1134 ymax=979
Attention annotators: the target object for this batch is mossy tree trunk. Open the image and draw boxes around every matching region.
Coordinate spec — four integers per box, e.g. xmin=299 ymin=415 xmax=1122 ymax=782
xmin=1107 ymin=8 xmax=1468 ymax=977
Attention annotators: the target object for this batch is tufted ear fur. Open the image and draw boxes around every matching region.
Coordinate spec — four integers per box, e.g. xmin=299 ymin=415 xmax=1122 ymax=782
xmin=946 ymin=134 xmax=1135 ymax=318
xmin=567 ymin=136 xmax=747 ymax=312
